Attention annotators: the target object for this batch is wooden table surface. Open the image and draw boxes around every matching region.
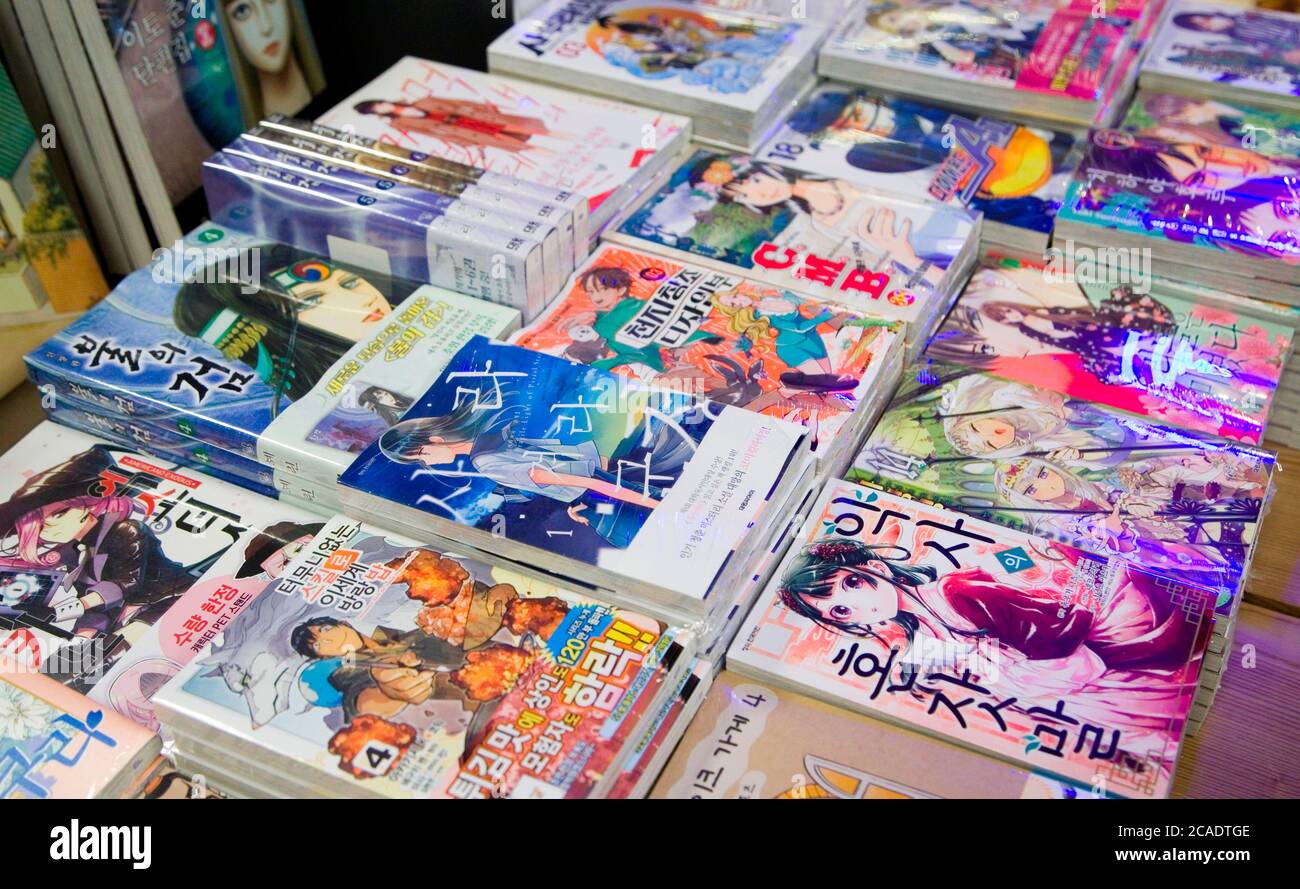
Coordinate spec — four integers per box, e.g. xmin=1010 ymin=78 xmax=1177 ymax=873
xmin=1 ymin=382 xmax=1296 ymax=798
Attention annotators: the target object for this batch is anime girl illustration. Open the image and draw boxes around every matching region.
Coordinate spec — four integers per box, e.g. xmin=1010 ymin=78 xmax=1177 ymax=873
xmin=859 ymin=0 xmax=1050 ymax=80
xmin=0 ymin=446 xmax=192 ymax=642
xmin=174 ymin=245 xmax=415 ymax=414
xmin=378 ymin=395 xmax=693 ymax=549
xmin=1123 ymin=93 xmax=1300 ymax=156
xmin=774 ymin=536 xmax=1206 ymax=739
xmin=711 ymin=288 xmax=858 ymax=393
xmin=356 ymin=386 xmax=414 ymax=428
xmin=633 ymin=153 xmax=957 ymax=285
xmin=1166 ymin=8 xmax=1300 ymax=86
xmin=589 ymin=8 xmax=798 ymax=93
xmin=349 ymin=97 xmax=553 ymax=154
xmin=219 ymin=0 xmax=322 ymax=117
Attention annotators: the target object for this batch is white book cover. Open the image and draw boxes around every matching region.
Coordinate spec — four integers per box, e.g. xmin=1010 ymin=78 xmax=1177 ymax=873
xmin=488 ymin=0 xmax=827 ymax=116
xmin=1142 ymin=1 xmax=1300 ymax=103
xmin=154 ymin=515 xmax=691 ymax=798
xmin=317 ymin=56 xmax=691 ymax=216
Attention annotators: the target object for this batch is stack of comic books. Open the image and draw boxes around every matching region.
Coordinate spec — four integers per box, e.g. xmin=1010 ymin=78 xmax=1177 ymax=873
xmin=24 ymin=222 xmax=521 ymax=514
xmin=0 ymin=422 xmax=323 ymax=733
xmin=1117 ymin=90 xmax=1300 ymax=449
xmin=649 ymin=670 xmax=1094 ymax=798
xmin=850 ymin=359 xmax=1277 ymax=729
xmin=817 ymin=0 xmax=1163 ymax=129
xmin=315 ymin=59 xmax=693 ymax=250
xmin=1139 ymin=2 xmax=1300 ymax=115
xmin=756 ymin=83 xmax=1085 ymax=257
xmin=1054 ymin=128 xmax=1300 ymax=305
xmin=728 ymin=480 xmax=1216 ymax=799
xmin=511 ymin=244 xmax=908 ymax=479
xmin=337 ymin=336 xmax=815 ymax=646
xmin=486 ymin=0 xmax=828 ymax=151
xmin=606 ymin=148 xmax=982 ymax=359
xmin=0 ymin=669 xmax=161 ymax=799
xmin=152 ymin=515 xmax=696 ymax=798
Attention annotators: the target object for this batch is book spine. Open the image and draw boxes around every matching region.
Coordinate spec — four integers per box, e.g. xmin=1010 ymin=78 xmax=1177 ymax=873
xmin=202 ymin=151 xmax=542 ymax=314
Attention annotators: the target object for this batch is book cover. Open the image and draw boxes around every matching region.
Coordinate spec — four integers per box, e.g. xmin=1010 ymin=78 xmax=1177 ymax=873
xmin=824 ymin=0 xmax=1147 ymax=103
xmin=926 ymin=257 xmax=1292 ymax=442
xmin=156 ymin=515 xmax=688 ymax=798
xmin=1058 ymin=128 xmax=1300 ymax=269
xmin=26 ymin=223 xmax=518 ymax=480
xmin=849 ymin=359 xmax=1275 ymax=604
xmin=0 ymin=669 xmax=159 ymax=799
xmin=0 ymin=422 xmax=319 ymax=698
xmin=729 ymin=480 xmax=1214 ymax=798
xmin=611 ymin=148 xmax=976 ymax=326
xmin=318 ymin=56 xmax=689 ymax=217
xmin=651 ymin=670 xmax=1091 ymax=798
xmin=513 ymin=244 xmax=903 ymax=458
xmin=0 ymin=59 xmax=108 ymax=319
xmin=489 ymin=0 xmax=824 ymax=116
xmin=758 ymin=84 xmax=1082 ymax=239
xmin=338 ymin=336 xmax=807 ymax=604
xmin=1142 ymin=2 xmax=1300 ymax=103
xmin=1121 ymin=91 xmax=1300 ymax=160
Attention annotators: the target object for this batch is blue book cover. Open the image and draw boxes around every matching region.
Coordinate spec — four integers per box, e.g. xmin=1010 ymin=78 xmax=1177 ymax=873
xmin=339 ymin=337 xmax=807 ymax=605
xmin=25 ymin=222 xmax=519 ymax=490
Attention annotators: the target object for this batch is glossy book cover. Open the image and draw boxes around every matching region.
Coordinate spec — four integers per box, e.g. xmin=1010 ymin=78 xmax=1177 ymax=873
xmin=612 ymin=149 xmax=976 ymax=327
xmin=0 ymin=422 xmax=317 ymax=700
xmin=1121 ymin=91 xmax=1300 ymax=161
xmin=926 ymin=257 xmax=1293 ymax=442
xmin=339 ymin=337 xmax=806 ymax=603
xmin=512 ymin=244 xmax=903 ymax=458
xmin=1059 ymin=129 xmax=1300 ymax=269
xmin=759 ymin=84 xmax=1082 ymax=237
xmin=849 ymin=360 xmax=1275 ymax=603
xmin=490 ymin=0 xmax=825 ymax=115
xmin=318 ymin=56 xmax=689 ymax=216
xmin=0 ymin=669 xmax=158 ymax=799
xmin=1143 ymin=2 xmax=1300 ymax=102
xmin=25 ymin=223 xmax=518 ymax=481
xmin=156 ymin=516 xmax=687 ymax=798
xmin=729 ymin=480 xmax=1214 ymax=798
xmin=823 ymin=0 xmax=1148 ymax=101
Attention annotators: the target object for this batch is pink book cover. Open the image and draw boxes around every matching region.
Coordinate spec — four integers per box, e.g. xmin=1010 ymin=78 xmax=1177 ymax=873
xmin=0 ymin=669 xmax=158 ymax=799
xmin=729 ymin=479 xmax=1214 ymax=798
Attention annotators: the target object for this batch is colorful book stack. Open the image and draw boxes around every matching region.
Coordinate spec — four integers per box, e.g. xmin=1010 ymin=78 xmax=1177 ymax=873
xmin=818 ymin=0 xmax=1164 ymax=128
xmin=606 ymin=147 xmax=982 ymax=358
xmin=487 ymin=0 xmax=828 ymax=150
xmin=24 ymin=223 xmax=521 ymax=512
xmin=316 ymin=58 xmax=693 ymax=251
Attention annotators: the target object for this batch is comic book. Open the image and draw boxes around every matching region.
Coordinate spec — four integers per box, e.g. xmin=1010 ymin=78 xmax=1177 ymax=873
xmin=757 ymin=84 xmax=1084 ymax=251
xmin=487 ymin=0 xmax=827 ymax=149
xmin=512 ymin=244 xmax=905 ymax=471
xmin=1141 ymin=2 xmax=1300 ymax=111
xmin=926 ymin=257 xmax=1293 ymax=443
xmin=1121 ymin=91 xmax=1300 ymax=161
xmin=316 ymin=57 xmax=690 ymax=239
xmin=651 ymin=670 xmax=1092 ymax=798
xmin=818 ymin=0 xmax=1155 ymax=127
xmin=728 ymin=480 xmax=1215 ymax=798
xmin=1055 ymin=129 xmax=1300 ymax=301
xmin=153 ymin=515 xmax=693 ymax=799
xmin=0 ymin=421 xmax=320 ymax=706
xmin=24 ymin=222 xmax=520 ymax=491
xmin=849 ymin=359 xmax=1276 ymax=605
xmin=608 ymin=148 xmax=979 ymax=350
xmin=338 ymin=336 xmax=809 ymax=619
xmin=0 ymin=669 xmax=161 ymax=799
